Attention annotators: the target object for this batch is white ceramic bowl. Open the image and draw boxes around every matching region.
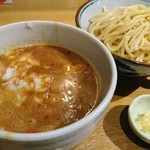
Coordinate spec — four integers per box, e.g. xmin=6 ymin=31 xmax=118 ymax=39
xmin=0 ymin=21 xmax=117 ymax=150
xmin=128 ymin=94 xmax=150 ymax=144
xmin=75 ymin=0 xmax=150 ymax=76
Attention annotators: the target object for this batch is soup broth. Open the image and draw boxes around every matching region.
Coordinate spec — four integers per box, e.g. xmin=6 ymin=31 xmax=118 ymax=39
xmin=0 ymin=45 xmax=101 ymax=133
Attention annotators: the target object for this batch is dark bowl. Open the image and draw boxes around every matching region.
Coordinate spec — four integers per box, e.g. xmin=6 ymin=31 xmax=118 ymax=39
xmin=75 ymin=0 xmax=150 ymax=77
xmin=112 ymin=54 xmax=150 ymax=77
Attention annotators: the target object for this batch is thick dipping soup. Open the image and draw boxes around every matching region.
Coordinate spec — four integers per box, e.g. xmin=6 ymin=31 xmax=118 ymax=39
xmin=0 ymin=45 xmax=101 ymax=133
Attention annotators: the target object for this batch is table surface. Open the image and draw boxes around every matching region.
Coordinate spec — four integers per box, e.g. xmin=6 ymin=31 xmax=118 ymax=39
xmin=0 ymin=0 xmax=150 ymax=149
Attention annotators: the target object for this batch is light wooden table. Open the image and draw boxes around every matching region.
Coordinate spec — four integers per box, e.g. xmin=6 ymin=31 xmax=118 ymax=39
xmin=0 ymin=1 xmax=150 ymax=149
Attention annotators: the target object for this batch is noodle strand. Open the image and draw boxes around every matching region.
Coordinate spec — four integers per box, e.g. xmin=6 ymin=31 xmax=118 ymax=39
xmin=88 ymin=5 xmax=150 ymax=63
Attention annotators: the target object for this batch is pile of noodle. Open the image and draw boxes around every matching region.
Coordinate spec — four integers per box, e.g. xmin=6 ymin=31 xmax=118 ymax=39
xmin=88 ymin=5 xmax=150 ymax=64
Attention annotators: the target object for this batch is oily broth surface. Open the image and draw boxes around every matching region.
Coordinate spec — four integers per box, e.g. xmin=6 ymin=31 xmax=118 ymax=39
xmin=0 ymin=45 xmax=101 ymax=133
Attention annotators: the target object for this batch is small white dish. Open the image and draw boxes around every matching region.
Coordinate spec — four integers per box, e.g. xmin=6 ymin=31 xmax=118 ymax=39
xmin=128 ymin=94 xmax=150 ymax=144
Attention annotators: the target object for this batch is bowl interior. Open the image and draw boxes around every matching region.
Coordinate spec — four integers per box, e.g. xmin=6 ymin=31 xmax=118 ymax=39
xmin=129 ymin=95 xmax=150 ymax=119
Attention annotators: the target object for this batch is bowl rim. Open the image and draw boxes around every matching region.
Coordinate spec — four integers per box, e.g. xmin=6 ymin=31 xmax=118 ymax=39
xmin=75 ymin=0 xmax=150 ymax=68
xmin=75 ymin=0 xmax=92 ymax=28
xmin=0 ymin=20 xmax=117 ymax=142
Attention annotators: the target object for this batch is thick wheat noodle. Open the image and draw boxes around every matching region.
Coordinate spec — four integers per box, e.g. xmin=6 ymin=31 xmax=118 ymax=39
xmin=88 ymin=5 xmax=150 ymax=63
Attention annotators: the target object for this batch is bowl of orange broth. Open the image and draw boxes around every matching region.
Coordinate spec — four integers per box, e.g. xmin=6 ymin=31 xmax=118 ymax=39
xmin=0 ymin=21 xmax=117 ymax=150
